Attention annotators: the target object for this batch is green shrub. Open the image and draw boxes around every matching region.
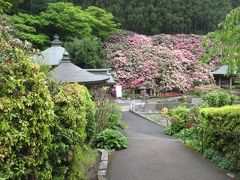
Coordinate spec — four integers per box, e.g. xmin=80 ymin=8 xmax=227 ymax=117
xmin=176 ymin=128 xmax=198 ymax=140
xmin=169 ymin=106 xmax=190 ymax=122
xmin=165 ymin=106 xmax=190 ymax=134
xmin=94 ymin=129 xmax=128 ymax=150
xmin=185 ymin=139 xmax=202 ymax=152
xmin=95 ymin=100 xmax=125 ymax=133
xmin=203 ymin=91 xmax=236 ymax=107
xmin=164 ymin=124 xmax=177 ymax=136
xmin=200 ymin=105 xmax=240 ymax=132
xmin=176 ymin=128 xmax=202 ymax=151
xmin=65 ymin=37 xmax=107 ymax=69
xmin=0 ymin=60 xmax=55 ymax=179
xmin=200 ymin=105 xmax=240 ymax=170
xmin=69 ymin=145 xmax=98 ymax=180
xmin=203 ymin=149 xmax=234 ymax=171
xmin=50 ymin=83 xmax=96 ymax=179
xmin=188 ymin=103 xmax=209 ymax=123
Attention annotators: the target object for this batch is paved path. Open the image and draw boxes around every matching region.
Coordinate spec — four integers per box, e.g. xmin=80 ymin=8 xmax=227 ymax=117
xmin=107 ymin=112 xmax=233 ymax=180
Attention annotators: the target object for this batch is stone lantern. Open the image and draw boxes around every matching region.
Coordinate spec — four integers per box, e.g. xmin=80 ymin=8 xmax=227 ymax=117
xmin=138 ymin=86 xmax=148 ymax=102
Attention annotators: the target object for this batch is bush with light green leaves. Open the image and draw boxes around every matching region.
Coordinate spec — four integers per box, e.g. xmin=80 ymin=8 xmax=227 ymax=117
xmin=200 ymin=105 xmax=240 ymax=170
xmin=203 ymin=91 xmax=236 ymax=107
xmin=50 ymin=83 xmax=96 ymax=179
xmin=0 ymin=60 xmax=55 ymax=179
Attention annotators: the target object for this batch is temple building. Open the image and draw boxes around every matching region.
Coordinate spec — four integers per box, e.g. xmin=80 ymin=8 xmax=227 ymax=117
xmin=33 ymin=35 xmax=115 ymax=87
xmin=212 ymin=65 xmax=235 ymax=89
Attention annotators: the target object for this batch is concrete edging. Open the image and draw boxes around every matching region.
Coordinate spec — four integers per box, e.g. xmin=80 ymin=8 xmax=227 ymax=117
xmin=97 ymin=149 xmax=109 ymax=180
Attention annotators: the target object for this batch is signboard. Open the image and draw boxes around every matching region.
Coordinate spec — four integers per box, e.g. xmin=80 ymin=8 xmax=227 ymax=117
xmin=116 ymin=85 xmax=122 ymax=98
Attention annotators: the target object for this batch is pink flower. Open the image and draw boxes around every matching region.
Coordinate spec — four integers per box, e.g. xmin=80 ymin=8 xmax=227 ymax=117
xmin=105 ymin=31 xmax=213 ymax=93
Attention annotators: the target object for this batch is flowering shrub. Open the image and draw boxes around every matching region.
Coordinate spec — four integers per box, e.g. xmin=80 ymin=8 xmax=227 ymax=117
xmin=105 ymin=30 xmax=214 ymax=92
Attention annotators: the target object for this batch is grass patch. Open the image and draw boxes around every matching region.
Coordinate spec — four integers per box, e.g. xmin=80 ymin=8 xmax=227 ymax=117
xmin=70 ymin=145 xmax=98 ymax=180
xmin=146 ymin=114 xmax=162 ymax=122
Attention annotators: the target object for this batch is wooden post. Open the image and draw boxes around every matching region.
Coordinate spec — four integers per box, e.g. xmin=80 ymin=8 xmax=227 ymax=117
xmin=219 ymin=76 xmax=222 ymax=87
xmin=230 ymin=77 xmax=233 ymax=90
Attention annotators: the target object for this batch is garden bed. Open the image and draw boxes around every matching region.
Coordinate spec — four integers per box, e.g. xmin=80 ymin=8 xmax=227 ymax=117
xmin=86 ymin=151 xmax=101 ymax=180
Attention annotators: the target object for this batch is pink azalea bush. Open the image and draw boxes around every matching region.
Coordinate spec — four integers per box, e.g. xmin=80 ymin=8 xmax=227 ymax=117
xmin=105 ymin=30 xmax=213 ymax=93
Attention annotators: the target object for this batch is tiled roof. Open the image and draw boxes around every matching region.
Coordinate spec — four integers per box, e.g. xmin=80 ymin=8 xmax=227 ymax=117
xmin=50 ymin=52 xmax=109 ymax=84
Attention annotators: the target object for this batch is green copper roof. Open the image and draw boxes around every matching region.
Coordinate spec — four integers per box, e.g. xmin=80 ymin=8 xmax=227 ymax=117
xmin=212 ymin=65 xmax=228 ymax=75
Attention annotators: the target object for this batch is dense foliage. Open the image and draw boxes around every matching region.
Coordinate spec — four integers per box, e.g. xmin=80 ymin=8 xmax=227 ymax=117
xmin=65 ymin=37 xmax=107 ymax=69
xmin=106 ymin=30 xmax=213 ymax=93
xmin=164 ymin=106 xmax=190 ymax=135
xmin=95 ymin=99 xmax=125 ymax=133
xmin=0 ymin=17 xmax=54 ymax=178
xmin=11 ymin=2 xmax=118 ymax=49
xmin=94 ymin=129 xmax=128 ymax=150
xmin=203 ymin=148 xmax=234 ymax=170
xmin=0 ymin=15 xmax=36 ymax=63
xmin=200 ymin=105 xmax=240 ymax=170
xmin=0 ymin=0 xmax=12 ymax=14
xmin=0 ymin=16 xmax=100 ymax=179
xmin=81 ymin=0 xmax=236 ymax=35
xmin=203 ymin=91 xmax=236 ymax=107
xmin=163 ymin=90 xmax=239 ymax=171
xmin=11 ymin=13 xmax=50 ymax=48
xmin=7 ymin=0 xmax=240 ymax=35
xmin=50 ymin=83 xmax=96 ymax=179
xmin=202 ymin=7 xmax=240 ymax=74
xmin=0 ymin=60 xmax=55 ymax=179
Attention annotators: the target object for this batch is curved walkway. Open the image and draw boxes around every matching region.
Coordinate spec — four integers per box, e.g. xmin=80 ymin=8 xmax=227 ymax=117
xmin=107 ymin=112 xmax=232 ymax=180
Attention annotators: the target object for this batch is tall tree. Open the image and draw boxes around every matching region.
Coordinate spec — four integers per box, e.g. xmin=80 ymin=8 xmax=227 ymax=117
xmin=65 ymin=37 xmax=107 ymax=69
xmin=202 ymin=7 xmax=240 ymax=74
xmin=0 ymin=0 xmax=12 ymax=13
xmin=11 ymin=2 xmax=118 ymax=48
xmin=6 ymin=0 xmax=240 ymax=35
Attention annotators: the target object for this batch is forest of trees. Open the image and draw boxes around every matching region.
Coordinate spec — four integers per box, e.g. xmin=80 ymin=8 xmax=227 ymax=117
xmin=6 ymin=0 xmax=240 ymax=35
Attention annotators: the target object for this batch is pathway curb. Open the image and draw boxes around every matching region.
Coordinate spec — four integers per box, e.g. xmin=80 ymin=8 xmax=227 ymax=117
xmin=97 ymin=149 xmax=110 ymax=180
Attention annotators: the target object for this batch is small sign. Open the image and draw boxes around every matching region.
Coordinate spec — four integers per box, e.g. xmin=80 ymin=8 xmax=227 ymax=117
xmin=116 ymin=85 xmax=122 ymax=98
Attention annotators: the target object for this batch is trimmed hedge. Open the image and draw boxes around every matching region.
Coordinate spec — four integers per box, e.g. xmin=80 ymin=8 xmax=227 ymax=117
xmin=200 ymin=105 xmax=240 ymax=132
xmin=200 ymin=105 xmax=240 ymax=168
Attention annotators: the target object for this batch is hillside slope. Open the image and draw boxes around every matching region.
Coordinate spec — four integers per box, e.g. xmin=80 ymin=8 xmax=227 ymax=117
xmin=105 ymin=30 xmax=213 ymax=92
